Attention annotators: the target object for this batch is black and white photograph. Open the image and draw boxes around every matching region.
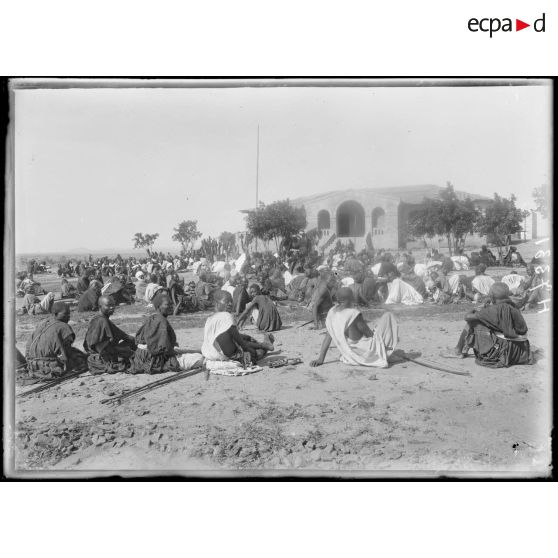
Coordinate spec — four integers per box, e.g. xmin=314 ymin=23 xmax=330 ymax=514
xmin=4 ymin=78 xmax=553 ymax=478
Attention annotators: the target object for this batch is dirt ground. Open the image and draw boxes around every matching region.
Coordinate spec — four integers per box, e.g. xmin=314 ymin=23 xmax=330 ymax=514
xmin=10 ymin=270 xmax=553 ymax=477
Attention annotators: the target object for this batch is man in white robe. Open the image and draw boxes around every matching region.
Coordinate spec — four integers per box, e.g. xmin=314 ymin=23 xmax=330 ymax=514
xmin=501 ymin=271 xmax=524 ymax=295
xmin=385 ymin=274 xmax=423 ymax=305
xmin=310 ymin=288 xmax=398 ymax=369
xmin=471 ymin=264 xmax=495 ymax=300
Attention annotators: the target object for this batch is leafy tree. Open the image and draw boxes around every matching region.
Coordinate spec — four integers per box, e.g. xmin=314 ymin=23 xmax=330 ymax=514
xmin=172 ymin=220 xmax=202 ymax=254
xmin=245 ymin=200 xmax=307 ymax=254
xmin=219 ymin=231 xmax=237 ymax=257
xmin=132 ymin=232 xmax=159 ymax=256
xmin=407 ymin=182 xmax=480 ymax=255
xmin=475 ymin=193 xmax=529 ymax=258
xmin=533 ymin=185 xmax=549 ymax=219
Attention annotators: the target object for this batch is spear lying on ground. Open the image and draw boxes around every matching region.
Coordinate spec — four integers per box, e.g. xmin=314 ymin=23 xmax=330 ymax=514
xmin=17 ymin=369 xmax=89 ymax=398
xmin=100 ymin=367 xmax=204 ymax=405
xmin=400 ymin=354 xmax=471 ymax=377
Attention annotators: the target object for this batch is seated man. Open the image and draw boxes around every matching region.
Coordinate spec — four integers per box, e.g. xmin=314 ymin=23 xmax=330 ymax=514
xmin=400 ymin=265 xmax=427 ymax=300
xmin=77 ymin=280 xmax=102 ymax=312
xmin=202 ymin=290 xmax=275 ymax=366
xmin=83 ymin=295 xmax=136 ymax=374
xmin=451 ymin=249 xmax=470 ymax=271
xmin=232 ymin=276 xmax=250 ymax=315
xmin=311 ymin=287 xmax=398 ymax=369
xmin=21 ymin=291 xmax=56 ymax=315
xmin=471 ymin=264 xmax=495 ymax=302
xmin=195 ymin=273 xmax=217 ymax=310
xmin=76 ymin=272 xmax=90 ymax=296
xmin=501 ymin=270 xmax=525 ymax=296
xmin=385 ymin=270 xmax=423 ymax=305
xmin=60 ymin=278 xmax=77 ymax=299
xmin=23 ymin=301 xmax=87 ymax=381
xmin=130 ymin=293 xmax=202 ymax=374
xmin=479 ymin=245 xmax=497 ymax=267
xmin=449 ymin=282 xmax=533 ymax=368
xmin=144 ymin=274 xmax=163 ymax=303
xmin=309 ymin=270 xmax=337 ymax=329
xmin=237 ymin=284 xmax=283 ymax=332
xmin=502 ymin=246 xmax=527 ymax=267
xmin=134 ymin=271 xmax=148 ymax=302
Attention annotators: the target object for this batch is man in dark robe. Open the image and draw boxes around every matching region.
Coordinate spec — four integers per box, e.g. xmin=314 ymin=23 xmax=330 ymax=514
xmin=23 ymin=302 xmax=87 ymax=382
xmin=60 ymin=278 xmax=77 ymax=299
xmin=83 ymin=295 xmax=136 ymax=374
xmin=76 ymin=273 xmax=90 ymax=296
xmin=232 ymin=277 xmax=250 ymax=315
xmin=77 ymin=280 xmax=102 ymax=312
xmin=310 ymin=271 xmax=337 ymax=329
xmin=130 ymin=294 xmax=181 ymax=374
xmin=237 ymin=284 xmax=283 ymax=332
xmin=449 ymin=282 xmax=533 ymax=368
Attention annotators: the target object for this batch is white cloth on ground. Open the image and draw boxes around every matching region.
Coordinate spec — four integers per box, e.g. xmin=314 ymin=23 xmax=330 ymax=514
xmin=206 ymin=360 xmax=263 ymax=376
xmin=385 ymin=277 xmax=423 ymax=305
xmin=201 ymin=312 xmax=236 ymax=361
xmin=325 ymin=306 xmax=398 ymax=368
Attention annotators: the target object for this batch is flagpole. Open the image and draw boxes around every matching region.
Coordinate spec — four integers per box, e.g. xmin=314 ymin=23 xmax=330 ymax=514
xmin=255 ymin=125 xmax=260 ymax=253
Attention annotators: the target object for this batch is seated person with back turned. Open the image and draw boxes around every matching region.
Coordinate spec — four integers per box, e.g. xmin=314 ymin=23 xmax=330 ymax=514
xmin=83 ymin=295 xmax=137 ymax=374
xmin=23 ymin=301 xmax=87 ymax=382
xmin=77 ymin=280 xmax=103 ymax=312
xmin=202 ymin=290 xmax=275 ymax=367
xmin=448 ymin=282 xmax=533 ymax=368
xmin=311 ymin=287 xmax=399 ymax=369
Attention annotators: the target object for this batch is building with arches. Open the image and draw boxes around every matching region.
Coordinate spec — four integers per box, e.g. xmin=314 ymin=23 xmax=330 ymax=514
xmin=291 ymin=185 xmax=491 ymax=251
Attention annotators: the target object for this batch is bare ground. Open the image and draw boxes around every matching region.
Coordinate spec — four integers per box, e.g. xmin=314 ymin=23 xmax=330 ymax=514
xmin=11 ymin=271 xmax=553 ymax=477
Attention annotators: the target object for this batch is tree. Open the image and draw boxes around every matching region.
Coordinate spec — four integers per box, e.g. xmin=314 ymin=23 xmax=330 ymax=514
xmin=407 ymin=183 xmax=480 ymax=255
xmin=200 ymin=236 xmax=219 ymax=260
xmin=245 ymin=199 xmax=307 ymax=254
xmin=533 ymin=185 xmax=549 ymax=219
xmin=172 ymin=220 xmax=202 ymax=254
xmin=219 ymin=231 xmax=237 ymax=257
xmin=475 ymin=193 xmax=529 ymax=258
xmin=132 ymin=232 xmax=159 ymax=256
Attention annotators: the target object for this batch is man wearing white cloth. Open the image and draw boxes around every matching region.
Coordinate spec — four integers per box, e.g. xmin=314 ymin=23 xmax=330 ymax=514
xmin=385 ymin=272 xmax=423 ymax=305
xmin=202 ymin=291 xmax=275 ymax=366
xmin=310 ymin=288 xmax=399 ymax=369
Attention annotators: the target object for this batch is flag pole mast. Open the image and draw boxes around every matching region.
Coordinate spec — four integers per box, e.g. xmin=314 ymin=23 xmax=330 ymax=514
xmin=255 ymin=124 xmax=260 ymax=252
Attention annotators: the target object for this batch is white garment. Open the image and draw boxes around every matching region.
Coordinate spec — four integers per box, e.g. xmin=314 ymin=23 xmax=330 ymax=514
xmin=284 ymin=270 xmax=294 ymax=286
xmin=176 ymin=353 xmax=204 ymax=370
xmin=385 ymin=278 xmax=423 ymax=305
xmin=472 ymin=275 xmax=495 ymax=295
xmin=341 ymin=277 xmax=354 ymax=287
xmin=235 ymin=253 xmax=246 ymax=271
xmin=223 ymin=284 xmax=235 ymax=297
xmin=325 ymin=306 xmax=398 ymax=368
xmin=451 ymin=255 xmax=470 ymax=271
xmin=212 ymin=261 xmax=226 ymax=273
xmin=414 ymin=263 xmax=427 ymax=278
xmin=448 ymin=274 xmax=461 ymax=295
xmin=371 ymin=263 xmax=382 ymax=276
xmin=144 ymin=282 xmax=162 ymax=303
xmin=192 ymin=261 xmax=202 ymax=274
xmin=201 ymin=312 xmax=236 ymax=361
xmin=502 ymin=274 xmax=524 ymax=295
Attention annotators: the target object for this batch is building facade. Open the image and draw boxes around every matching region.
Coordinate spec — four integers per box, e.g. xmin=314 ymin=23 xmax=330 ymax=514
xmin=291 ymin=185 xmax=491 ymax=251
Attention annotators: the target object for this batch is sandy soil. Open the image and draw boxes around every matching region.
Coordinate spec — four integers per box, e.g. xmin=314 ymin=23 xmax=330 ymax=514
xmin=10 ymin=271 xmax=553 ymax=477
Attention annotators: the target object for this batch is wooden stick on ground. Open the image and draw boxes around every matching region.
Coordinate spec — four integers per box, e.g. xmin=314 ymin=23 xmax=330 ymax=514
xmin=401 ymin=355 xmax=471 ymax=377
xmin=17 ymin=369 xmax=89 ymax=398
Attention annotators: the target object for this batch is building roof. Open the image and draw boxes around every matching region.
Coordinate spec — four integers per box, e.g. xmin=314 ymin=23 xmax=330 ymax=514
xmin=291 ymin=184 xmax=491 ymax=206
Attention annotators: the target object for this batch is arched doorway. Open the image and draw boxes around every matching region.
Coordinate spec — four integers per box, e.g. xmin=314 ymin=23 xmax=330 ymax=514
xmin=317 ymin=209 xmax=331 ymax=231
xmin=336 ymin=201 xmax=365 ymax=237
xmin=371 ymin=207 xmax=385 ymax=235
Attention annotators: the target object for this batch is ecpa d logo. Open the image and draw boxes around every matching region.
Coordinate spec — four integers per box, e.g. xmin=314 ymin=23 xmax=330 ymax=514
xmin=468 ymin=13 xmax=545 ymax=37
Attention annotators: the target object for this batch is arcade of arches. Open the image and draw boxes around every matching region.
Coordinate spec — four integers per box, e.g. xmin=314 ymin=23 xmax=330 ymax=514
xmin=316 ymin=200 xmax=387 ymax=238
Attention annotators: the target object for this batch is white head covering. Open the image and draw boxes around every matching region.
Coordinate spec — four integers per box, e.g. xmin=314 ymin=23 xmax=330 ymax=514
xmin=135 ymin=271 xmax=145 ymax=281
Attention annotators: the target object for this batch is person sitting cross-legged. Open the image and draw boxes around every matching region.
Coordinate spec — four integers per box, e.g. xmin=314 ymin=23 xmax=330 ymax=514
xmin=22 ymin=301 xmax=87 ymax=382
xmin=236 ymin=283 xmax=282 ymax=332
xmin=310 ymin=287 xmax=399 ymax=369
xmin=202 ymin=290 xmax=275 ymax=367
xmin=447 ymin=282 xmax=533 ymax=368
xmin=83 ymin=295 xmax=137 ymax=374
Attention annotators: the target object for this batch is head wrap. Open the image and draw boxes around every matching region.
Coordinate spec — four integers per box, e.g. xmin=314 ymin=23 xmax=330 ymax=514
xmin=52 ymin=301 xmax=69 ymax=315
xmin=136 ymin=271 xmax=145 ymax=281
xmin=489 ymin=282 xmax=510 ymax=301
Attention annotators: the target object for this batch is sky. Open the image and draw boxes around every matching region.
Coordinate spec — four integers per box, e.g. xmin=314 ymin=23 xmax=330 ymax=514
xmin=13 ymin=82 xmax=552 ymax=253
